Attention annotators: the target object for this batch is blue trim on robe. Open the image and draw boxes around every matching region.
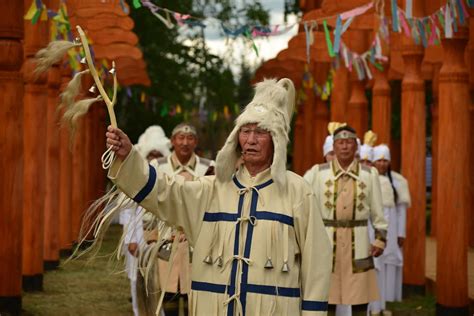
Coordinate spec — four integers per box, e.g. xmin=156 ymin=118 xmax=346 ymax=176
xmin=227 ymin=176 xmax=245 ymax=315
xmin=133 ymin=164 xmax=156 ymax=203
xmin=301 ymin=300 xmax=328 ymax=311
xmin=240 ymin=178 xmax=274 ymax=315
xmin=203 ymin=211 xmax=293 ymax=226
xmin=191 ymin=281 xmax=300 ymax=298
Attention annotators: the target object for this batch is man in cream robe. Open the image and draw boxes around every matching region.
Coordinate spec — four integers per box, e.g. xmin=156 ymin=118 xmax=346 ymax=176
xmin=105 ymin=78 xmax=332 ymax=315
xmin=304 ymin=125 xmax=387 ymax=316
xmin=155 ymin=123 xmax=213 ymax=305
xmin=368 ymin=145 xmax=410 ymax=315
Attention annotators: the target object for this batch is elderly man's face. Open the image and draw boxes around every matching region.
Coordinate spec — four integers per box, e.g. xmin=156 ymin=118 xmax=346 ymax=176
xmin=238 ymin=123 xmax=273 ymax=166
xmin=172 ymin=132 xmax=197 ymax=159
xmin=333 ymin=138 xmax=358 ymax=163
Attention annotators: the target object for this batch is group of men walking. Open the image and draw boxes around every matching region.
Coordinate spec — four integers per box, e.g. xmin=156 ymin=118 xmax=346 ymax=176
xmin=105 ymin=77 xmax=410 ymax=316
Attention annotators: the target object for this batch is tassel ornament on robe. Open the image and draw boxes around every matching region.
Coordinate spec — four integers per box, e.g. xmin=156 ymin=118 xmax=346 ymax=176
xmin=264 ymin=257 xmax=274 ymax=269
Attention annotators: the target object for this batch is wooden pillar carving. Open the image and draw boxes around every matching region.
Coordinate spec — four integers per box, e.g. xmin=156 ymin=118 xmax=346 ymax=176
xmin=293 ymin=104 xmax=305 ymax=175
xmin=71 ymin=119 xmax=86 ymax=243
xmin=22 ymin=0 xmax=49 ymax=292
xmin=371 ymin=63 xmax=391 ymax=144
xmin=346 ymin=30 xmax=368 ymax=137
xmin=312 ymin=60 xmax=330 ymax=164
xmin=430 ymin=64 xmax=441 ymax=238
xmin=0 ymin=1 xmax=24 ymax=314
xmin=401 ymin=38 xmax=426 ymax=294
xmin=330 ymin=66 xmax=349 ymax=122
xmin=468 ymin=11 xmax=474 ymax=249
xmin=43 ymin=0 xmax=61 ymax=268
xmin=436 ymin=27 xmax=470 ymax=313
xmin=302 ymin=64 xmax=315 ymax=172
xmin=44 ymin=62 xmax=61 ymax=270
xmin=58 ymin=67 xmax=73 ymax=254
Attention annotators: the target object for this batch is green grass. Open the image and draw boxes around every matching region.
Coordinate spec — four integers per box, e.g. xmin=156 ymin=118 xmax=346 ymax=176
xmin=22 ymin=225 xmax=132 ymax=316
xmin=387 ymin=295 xmax=436 ymax=316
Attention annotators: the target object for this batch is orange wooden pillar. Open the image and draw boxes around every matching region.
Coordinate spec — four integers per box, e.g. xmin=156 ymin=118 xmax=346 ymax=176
xmin=312 ymin=62 xmax=330 ymax=164
xmin=44 ymin=0 xmax=61 ymax=267
xmin=346 ymin=30 xmax=368 ymax=137
xmin=330 ymin=66 xmax=349 ymax=123
xmin=44 ymin=61 xmax=61 ymax=270
xmin=71 ymin=119 xmax=87 ymax=244
xmin=0 ymin=2 xmax=24 ymax=313
xmin=430 ymin=64 xmax=441 ymax=238
xmin=371 ymin=63 xmax=391 ymax=144
xmin=58 ymin=67 xmax=73 ymax=255
xmin=293 ymin=103 xmax=305 ymax=175
xmin=468 ymin=10 xmax=474 ymax=249
xmin=22 ymin=0 xmax=49 ymax=291
xmin=400 ymin=22 xmax=426 ymax=294
xmin=436 ymin=27 xmax=470 ymax=314
xmin=302 ymin=64 xmax=316 ymax=172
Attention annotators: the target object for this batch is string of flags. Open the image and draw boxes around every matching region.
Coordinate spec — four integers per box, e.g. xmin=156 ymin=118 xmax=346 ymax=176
xmin=126 ymin=88 xmax=237 ymax=123
xmin=25 ymin=0 xmax=474 ymax=109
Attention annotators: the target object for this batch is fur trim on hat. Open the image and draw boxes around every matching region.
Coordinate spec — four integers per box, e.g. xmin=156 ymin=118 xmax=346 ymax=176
xmin=215 ymin=78 xmax=295 ymax=188
xmin=137 ymin=125 xmax=171 ymax=158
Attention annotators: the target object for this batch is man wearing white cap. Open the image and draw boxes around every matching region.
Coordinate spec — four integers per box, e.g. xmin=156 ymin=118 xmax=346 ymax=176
xmin=368 ymin=144 xmax=410 ymax=315
xmin=304 ymin=125 xmax=387 ymax=316
xmin=105 ymin=78 xmax=332 ymax=315
xmin=153 ymin=122 xmax=213 ymax=314
xmin=120 ymin=125 xmax=171 ymax=316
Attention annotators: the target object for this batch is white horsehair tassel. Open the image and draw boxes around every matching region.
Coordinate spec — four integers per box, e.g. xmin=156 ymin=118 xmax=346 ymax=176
xmin=281 ymin=224 xmax=289 ymax=272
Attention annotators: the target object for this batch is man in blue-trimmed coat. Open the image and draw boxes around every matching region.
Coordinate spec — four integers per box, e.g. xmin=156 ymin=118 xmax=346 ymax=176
xmin=106 ymin=78 xmax=331 ymax=315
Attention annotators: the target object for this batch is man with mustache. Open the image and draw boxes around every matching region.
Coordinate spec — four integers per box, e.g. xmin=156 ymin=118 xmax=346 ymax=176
xmin=304 ymin=125 xmax=387 ymax=316
xmin=105 ymin=78 xmax=331 ymax=315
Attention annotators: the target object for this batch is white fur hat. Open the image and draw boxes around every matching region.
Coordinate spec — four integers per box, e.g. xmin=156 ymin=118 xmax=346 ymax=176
xmin=359 ymin=144 xmax=374 ymax=161
xmin=136 ymin=125 xmax=171 ymax=158
xmin=373 ymin=144 xmax=391 ymax=161
xmin=215 ymin=78 xmax=295 ymax=188
xmin=323 ymin=135 xmax=334 ymax=157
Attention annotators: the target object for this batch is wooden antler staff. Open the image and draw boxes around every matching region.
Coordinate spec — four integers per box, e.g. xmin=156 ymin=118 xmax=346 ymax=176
xmin=75 ymin=25 xmax=118 ymax=168
xmin=35 ymin=25 xmax=119 ymax=169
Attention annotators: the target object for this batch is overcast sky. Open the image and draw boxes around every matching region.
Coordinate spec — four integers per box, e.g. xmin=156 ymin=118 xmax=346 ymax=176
xmin=201 ymin=0 xmax=299 ymax=73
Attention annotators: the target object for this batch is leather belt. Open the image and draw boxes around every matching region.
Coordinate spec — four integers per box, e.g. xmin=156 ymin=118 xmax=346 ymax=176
xmin=323 ymin=219 xmax=367 ymax=228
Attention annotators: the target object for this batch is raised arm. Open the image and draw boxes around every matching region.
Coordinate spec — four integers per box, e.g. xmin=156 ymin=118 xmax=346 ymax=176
xmin=106 ymin=126 xmax=214 ymax=244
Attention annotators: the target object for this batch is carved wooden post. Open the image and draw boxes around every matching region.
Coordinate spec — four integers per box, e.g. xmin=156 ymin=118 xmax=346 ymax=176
xmin=302 ymin=64 xmax=315 ymax=172
xmin=0 ymin=1 xmax=24 ymax=314
xmin=330 ymin=66 xmax=349 ymax=122
xmin=71 ymin=119 xmax=87 ymax=244
xmin=22 ymin=0 xmax=49 ymax=291
xmin=371 ymin=63 xmax=391 ymax=144
xmin=312 ymin=61 xmax=330 ymax=164
xmin=468 ymin=9 xmax=474 ymax=249
xmin=436 ymin=27 xmax=470 ymax=314
xmin=58 ymin=67 xmax=73 ymax=255
xmin=293 ymin=103 xmax=305 ymax=174
xmin=400 ymin=36 xmax=426 ymax=296
xmin=430 ymin=64 xmax=441 ymax=238
xmin=346 ymin=30 xmax=368 ymax=137
xmin=44 ymin=61 xmax=61 ymax=270
xmin=43 ymin=0 xmax=61 ymax=269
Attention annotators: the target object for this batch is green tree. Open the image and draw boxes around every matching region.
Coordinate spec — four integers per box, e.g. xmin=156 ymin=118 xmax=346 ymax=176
xmin=117 ymin=0 xmax=269 ymax=157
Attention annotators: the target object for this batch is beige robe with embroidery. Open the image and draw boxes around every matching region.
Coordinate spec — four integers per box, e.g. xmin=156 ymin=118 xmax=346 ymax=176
xmin=109 ymin=147 xmax=332 ymax=315
xmin=304 ymin=159 xmax=387 ymax=305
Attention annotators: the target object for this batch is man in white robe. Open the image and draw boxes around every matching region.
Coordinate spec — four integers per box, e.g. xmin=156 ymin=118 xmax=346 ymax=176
xmin=105 ymin=78 xmax=332 ymax=315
